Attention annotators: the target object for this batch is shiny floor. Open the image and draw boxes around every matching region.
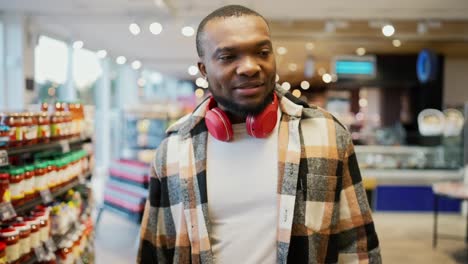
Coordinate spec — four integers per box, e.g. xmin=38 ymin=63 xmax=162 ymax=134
xmin=94 ymin=211 xmax=468 ymax=263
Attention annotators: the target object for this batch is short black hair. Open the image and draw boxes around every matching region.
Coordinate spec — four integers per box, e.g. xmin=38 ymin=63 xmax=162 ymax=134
xmin=196 ymin=5 xmax=268 ymax=58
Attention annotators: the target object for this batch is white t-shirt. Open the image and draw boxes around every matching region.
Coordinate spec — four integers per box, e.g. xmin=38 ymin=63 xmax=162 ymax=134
xmin=207 ymin=110 xmax=280 ymax=264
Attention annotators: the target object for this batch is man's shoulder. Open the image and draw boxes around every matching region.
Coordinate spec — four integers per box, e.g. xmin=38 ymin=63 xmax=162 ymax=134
xmin=301 ymin=105 xmax=348 ymax=132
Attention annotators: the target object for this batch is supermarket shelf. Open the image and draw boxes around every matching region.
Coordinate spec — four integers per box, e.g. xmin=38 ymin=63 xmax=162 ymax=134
xmin=15 ymin=172 xmax=92 ymax=215
xmin=6 ymin=137 xmax=92 ymax=156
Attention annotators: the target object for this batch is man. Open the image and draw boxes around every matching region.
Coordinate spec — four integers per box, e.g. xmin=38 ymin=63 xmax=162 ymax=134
xmin=138 ymin=5 xmax=381 ymax=264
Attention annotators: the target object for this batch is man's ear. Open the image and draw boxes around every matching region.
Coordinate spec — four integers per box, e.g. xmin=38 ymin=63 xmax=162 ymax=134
xmin=198 ymin=61 xmax=207 ymax=78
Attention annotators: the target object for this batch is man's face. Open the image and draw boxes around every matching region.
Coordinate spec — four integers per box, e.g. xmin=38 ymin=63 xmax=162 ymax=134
xmin=198 ymin=15 xmax=276 ymax=117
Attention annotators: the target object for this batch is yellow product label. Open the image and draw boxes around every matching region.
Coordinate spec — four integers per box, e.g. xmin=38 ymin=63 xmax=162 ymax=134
xmin=51 ymin=124 xmax=60 ymax=137
xmin=3 ymin=190 xmax=10 ymax=202
xmin=15 ymin=127 xmax=23 ymax=141
xmin=0 ymin=255 xmax=6 ymax=264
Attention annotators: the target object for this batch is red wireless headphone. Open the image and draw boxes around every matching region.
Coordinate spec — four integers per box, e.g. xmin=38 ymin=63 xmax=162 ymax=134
xmin=205 ymin=93 xmax=279 ymax=142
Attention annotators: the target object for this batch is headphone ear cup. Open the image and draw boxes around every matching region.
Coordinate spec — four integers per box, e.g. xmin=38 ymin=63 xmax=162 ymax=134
xmin=246 ymin=94 xmax=279 ymax=138
xmin=205 ymin=107 xmax=234 ymax=142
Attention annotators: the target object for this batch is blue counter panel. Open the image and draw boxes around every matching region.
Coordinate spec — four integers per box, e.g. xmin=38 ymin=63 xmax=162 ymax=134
xmin=375 ymin=186 xmax=461 ymax=212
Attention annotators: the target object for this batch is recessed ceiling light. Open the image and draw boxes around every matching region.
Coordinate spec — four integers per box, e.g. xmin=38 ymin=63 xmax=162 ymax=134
xmin=129 ymin=23 xmax=141 ymax=35
xmin=116 ymin=56 xmax=127 ymax=65
xmin=382 ymin=24 xmax=395 ymax=37
xmin=131 ymin=60 xmax=142 ymax=70
xmin=281 ymin=82 xmax=291 ymax=90
xmin=300 ymin=81 xmax=310 ymax=90
xmin=149 ymin=22 xmax=163 ymax=35
xmin=288 ymin=63 xmax=297 ymax=72
xmin=181 ymin=26 xmax=195 ymax=37
xmin=188 ymin=65 xmax=199 ymax=76
xmin=195 ymin=77 xmax=205 ymax=87
xmin=195 ymin=88 xmax=204 ymax=98
xmin=356 ymin=47 xmax=366 ymax=56
xmin=392 ymin=39 xmax=401 ymax=47
xmin=277 ymin=47 xmax=287 ymax=55
xmin=96 ymin=49 xmax=107 ymax=58
xmin=292 ymin=89 xmax=302 ymax=98
xmin=322 ymin=73 xmax=332 ymax=83
xmin=73 ymin=41 xmax=83 ymax=49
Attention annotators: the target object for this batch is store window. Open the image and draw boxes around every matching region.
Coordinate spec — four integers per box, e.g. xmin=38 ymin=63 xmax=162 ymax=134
xmin=73 ymin=47 xmax=102 ymax=104
xmin=34 ymin=35 xmax=68 ymax=102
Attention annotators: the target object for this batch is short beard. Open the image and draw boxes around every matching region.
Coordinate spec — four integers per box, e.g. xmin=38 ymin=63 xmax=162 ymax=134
xmin=212 ymin=91 xmax=274 ymax=118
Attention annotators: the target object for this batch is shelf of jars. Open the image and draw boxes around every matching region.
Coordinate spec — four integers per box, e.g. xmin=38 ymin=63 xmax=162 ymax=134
xmin=0 ymin=102 xmax=90 ymax=167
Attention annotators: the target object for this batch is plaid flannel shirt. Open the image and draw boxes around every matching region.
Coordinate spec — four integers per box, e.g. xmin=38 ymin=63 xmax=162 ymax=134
xmin=138 ymin=86 xmax=381 ymax=264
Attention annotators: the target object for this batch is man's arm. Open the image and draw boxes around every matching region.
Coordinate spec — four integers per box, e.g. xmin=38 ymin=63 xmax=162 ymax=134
xmin=138 ymin=164 xmax=163 ymax=263
xmin=337 ymin=135 xmax=382 ymax=263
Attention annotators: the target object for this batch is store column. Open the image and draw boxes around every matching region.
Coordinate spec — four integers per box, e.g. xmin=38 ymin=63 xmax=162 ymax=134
xmin=116 ymin=64 xmax=138 ymax=107
xmin=0 ymin=14 xmax=26 ymax=110
xmin=95 ymin=58 xmax=112 ymax=169
xmin=61 ymin=43 xmax=77 ymax=102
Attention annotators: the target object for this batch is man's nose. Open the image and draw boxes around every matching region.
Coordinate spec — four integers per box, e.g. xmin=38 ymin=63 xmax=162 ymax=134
xmin=236 ymin=56 xmax=260 ymax=77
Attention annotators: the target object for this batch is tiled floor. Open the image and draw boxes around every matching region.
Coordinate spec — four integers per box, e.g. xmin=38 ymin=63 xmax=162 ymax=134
xmin=94 ymin=211 xmax=468 ymax=263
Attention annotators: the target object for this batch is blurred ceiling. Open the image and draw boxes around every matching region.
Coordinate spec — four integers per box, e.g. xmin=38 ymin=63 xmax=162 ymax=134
xmin=1 ymin=0 xmax=468 ymax=81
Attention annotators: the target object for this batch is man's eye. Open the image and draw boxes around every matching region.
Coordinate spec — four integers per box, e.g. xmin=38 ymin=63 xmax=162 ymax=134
xmin=219 ymin=55 xmax=235 ymax=61
xmin=259 ymin=50 xmax=271 ymax=57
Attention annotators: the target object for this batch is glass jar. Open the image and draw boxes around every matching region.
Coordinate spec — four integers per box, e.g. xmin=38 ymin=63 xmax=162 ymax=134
xmin=50 ymin=113 xmax=63 ymax=141
xmin=34 ymin=162 xmax=48 ymax=192
xmin=56 ymin=241 xmax=73 ymax=264
xmin=33 ymin=212 xmax=49 ymax=243
xmin=24 ymin=164 xmax=37 ymax=200
xmin=37 ymin=113 xmax=51 ymax=144
xmin=0 ymin=242 xmax=6 ymax=264
xmin=0 ymin=172 xmax=10 ymax=203
xmin=46 ymin=161 xmax=57 ymax=191
xmin=0 ymin=123 xmax=9 ymax=149
xmin=5 ymin=113 xmax=24 ymax=147
xmin=22 ymin=113 xmax=38 ymax=146
xmin=9 ymin=168 xmax=25 ymax=206
xmin=12 ymin=222 xmax=31 ymax=260
xmin=24 ymin=217 xmax=40 ymax=249
xmin=0 ymin=228 xmax=20 ymax=264
xmin=62 ymin=112 xmax=72 ymax=139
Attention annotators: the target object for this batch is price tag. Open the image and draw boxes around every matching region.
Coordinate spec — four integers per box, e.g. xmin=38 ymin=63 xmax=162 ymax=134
xmin=34 ymin=245 xmax=47 ymax=261
xmin=59 ymin=140 xmax=70 ymax=153
xmin=45 ymin=239 xmax=57 ymax=253
xmin=40 ymin=189 xmax=53 ymax=204
xmin=0 ymin=202 xmax=16 ymax=220
xmin=0 ymin=150 xmax=8 ymax=167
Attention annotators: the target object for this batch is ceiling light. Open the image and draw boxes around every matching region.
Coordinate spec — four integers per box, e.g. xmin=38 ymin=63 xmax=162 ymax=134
xmin=195 ymin=77 xmax=205 ymax=87
xmin=182 ymin=26 xmax=195 ymax=37
xmin=300 ymin=81 xmax=310 ymax=90
xmin=129 ymin=23 xmax=141 ymax=35
xmin=359 ymin=98 xmax=368 ymax=108
xmin=116 ymin=56 xmax=127 ymax=65
xmin=149 ymin=22 xmax=163 ymax=35
xmin=96 ymin=49 xmax=107 ymax=58
xmin=275 ymin=74 xmax=280 ymax=82
xmin=188 ymin=65 xmax=198 ymax=76
xmin=201 ymin=80 xmax=209 ymax=89
xmin=392 ymin=39 xmax=401 ymax=47
xmin=277 ymin=47 xmax=287 ymax=55
xmin=292 ymin=89 xmax=302 ymax=98
xmin=288 ymin=63 xmax=297 ymax=72
xmin=195 ymin=88 xmax=205 ymax=98
xmin=73 ymin=41 xmax=83 ymax=49
xmin=356 ymin=47 xmax=366 ymax=56
xmin=322 ymin=73 xmax=332 ymax=83
xmin=382 ymin=24 xmax=395 ymax=37
xmin=131 ymin=60 xmax=142 ymax=70
xmin=281 ymin=82 xmax=291 ymax=90
xmin=305 ymin=42 xmax=315 ymax=51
